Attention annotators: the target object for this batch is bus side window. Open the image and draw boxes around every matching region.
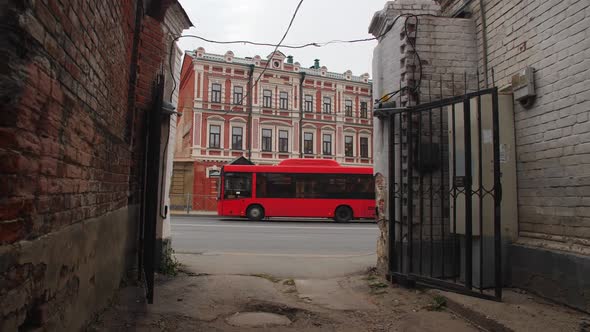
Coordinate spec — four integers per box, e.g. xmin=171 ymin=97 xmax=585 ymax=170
xmin=224 ymin=173 xmax=252 ymax=199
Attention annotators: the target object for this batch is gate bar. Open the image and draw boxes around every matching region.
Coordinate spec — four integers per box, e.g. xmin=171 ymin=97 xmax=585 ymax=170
xmin=388 ymin=113 xmax=396 ymax=276
xmin=463 ymin=98 xmax=473 ymax=290
xmin=407 ymin=112 xmax=414 ymax=273
xmin=492 ymin=88 xmax=502 ymax=299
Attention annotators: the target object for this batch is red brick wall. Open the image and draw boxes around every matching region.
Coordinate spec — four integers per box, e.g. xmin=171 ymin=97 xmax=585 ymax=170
xmin=193 ymin=161 xmax=221 ymax=211
xmin=176 ymin=54 xmax=195 ymax=158
xmin=0 ymin=0 xmax=190 ymax=328
xmin=0 ymin=0 xmax=180 ymax=245
xmin=0 ymin=0 xmax=138 ymax=244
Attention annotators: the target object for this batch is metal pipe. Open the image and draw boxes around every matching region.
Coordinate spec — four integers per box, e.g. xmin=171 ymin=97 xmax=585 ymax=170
xmin=463 ymin=98 xmax=473 ymax=290
xmin=299 ymin=72 xmax=306 ymax=158
xmin=247 ymin=64 xmax=255 ymax=158
xmin=479 ymin=0 xmax=490 ymax=88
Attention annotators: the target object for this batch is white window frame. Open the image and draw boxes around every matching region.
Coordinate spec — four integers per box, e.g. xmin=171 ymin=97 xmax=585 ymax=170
xmin=322 ymin=95 xmax=332 ymax=114
xmin=260 ymin=125 xmax=274 ymax=152
xmin=304 ymin=94 xmax=314 ymax=112
xmin=302 ymin=130 xmax=315 ymax=155
xmin=359 ymin=131 xmax=372 ymax=159
xmin=229 ymin=119 xmax=246 ymax=150
xmin=321 ymin=127 xmax=335 ymax=156
xmin=360 ymin=99 xmax=369 ymax=118
xmin=344 ymin=130 xmax=356 ymax=157
xmin=277 ymin=126 xmax=291 ymax=153
xmin=279 ymin=90 xmax=289 ymax=110
xmin=232 ymin=84 xmax=244 ymax=105
xmin=206 ymin=117 xmax=225 ymax=149
xmin=210 ymin=81 xmax=223 ymax=103
xmin=262 ymin=88 xmax=273 ymax=108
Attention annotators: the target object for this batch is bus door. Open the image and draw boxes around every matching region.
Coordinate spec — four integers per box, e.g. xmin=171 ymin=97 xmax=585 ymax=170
xmin=223 ymin=172 xmax=253 ymax=215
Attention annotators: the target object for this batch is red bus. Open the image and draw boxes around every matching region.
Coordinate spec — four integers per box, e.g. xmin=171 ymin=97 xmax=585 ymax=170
xmin=217 ymin=159 xmax=375 ymax=222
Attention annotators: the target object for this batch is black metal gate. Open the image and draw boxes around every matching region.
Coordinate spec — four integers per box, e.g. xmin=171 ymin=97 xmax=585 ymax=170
xmin=376 ymin=83 xmax=503 ymax=300
xmin=139 ymin=74 xmax=165 ymax=304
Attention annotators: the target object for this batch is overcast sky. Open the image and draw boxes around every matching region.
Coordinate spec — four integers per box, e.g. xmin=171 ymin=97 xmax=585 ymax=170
xmin=177 ymin=0 xmax=388 ymax=78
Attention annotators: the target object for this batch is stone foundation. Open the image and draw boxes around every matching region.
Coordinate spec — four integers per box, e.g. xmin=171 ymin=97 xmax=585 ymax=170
xmin=0 ymin=206 xmax=139 ymax=331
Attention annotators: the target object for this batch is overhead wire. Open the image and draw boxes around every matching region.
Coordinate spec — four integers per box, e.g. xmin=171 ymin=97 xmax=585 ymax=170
xmin=168 ymin=12 xmax=441 ymax=103
xmin=222 ymin=0 xmax=304 ymax=115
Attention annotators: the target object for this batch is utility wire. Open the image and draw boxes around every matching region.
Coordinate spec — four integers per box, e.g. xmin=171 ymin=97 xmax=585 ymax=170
xmin=168 ymin=12 xmax=442 ymax=102
xmin=222 ymin=0 xmax=304 ymax=115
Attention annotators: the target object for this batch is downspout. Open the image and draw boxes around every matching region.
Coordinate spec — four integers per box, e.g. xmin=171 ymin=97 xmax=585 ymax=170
xmin=452 ymin=0 xmax=489 ymax=88
xmin=478 ymin=0 xmax=490 ymax=87
xmin=247 ymin=64 xmax=255 ymax=158
xmin=299 ymin=72 xmax=306 ymax=158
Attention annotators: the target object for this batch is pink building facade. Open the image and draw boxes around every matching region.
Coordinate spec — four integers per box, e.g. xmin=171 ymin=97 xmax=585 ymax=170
xmin=173 ymin=48 xmax=373 ymax=211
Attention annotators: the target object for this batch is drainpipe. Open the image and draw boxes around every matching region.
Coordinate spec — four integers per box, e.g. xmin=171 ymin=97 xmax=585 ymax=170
xmin=247 ymin=64 xmax=254 ymax=158
xmin=454 ymin=0 xmax=489 ymax=88
xmin=479 ymin=0 xmax=490 ymax=87
xmin=299 ymin=72 xmax=306 ymax=158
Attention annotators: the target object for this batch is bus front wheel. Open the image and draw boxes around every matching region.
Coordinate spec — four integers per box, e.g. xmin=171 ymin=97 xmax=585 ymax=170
xmin=334 ymin=206 xmax=353 ymax=223
xmin=246 ymin=205 xmax=265 ymax=221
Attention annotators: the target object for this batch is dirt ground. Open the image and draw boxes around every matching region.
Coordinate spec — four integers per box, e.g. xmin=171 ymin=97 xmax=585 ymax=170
xmin=86 ymin=269 xmax=480 ymax=332
xmin=86 ymin=265 xmax=589 ymax=332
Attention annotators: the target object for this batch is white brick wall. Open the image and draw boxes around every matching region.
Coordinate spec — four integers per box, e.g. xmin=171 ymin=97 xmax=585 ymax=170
xmin=438 ymin=0 xmax=590 ymax=251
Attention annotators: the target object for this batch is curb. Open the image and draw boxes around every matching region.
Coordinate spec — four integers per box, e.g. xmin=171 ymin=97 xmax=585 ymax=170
xmin=428 ymin=291 xmax=513 ymax=332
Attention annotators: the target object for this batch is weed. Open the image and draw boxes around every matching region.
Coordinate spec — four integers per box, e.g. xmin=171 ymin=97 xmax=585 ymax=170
xmin=159 ymin=246 xmax=181 ymax=276
xmin=427 ymin=295 xmax=447 ymax=311
xmin=363 ymin=274 xmax=377 ymax=281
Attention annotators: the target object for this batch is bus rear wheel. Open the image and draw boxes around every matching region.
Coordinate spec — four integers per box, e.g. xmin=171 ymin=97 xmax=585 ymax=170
xmin=334 ymin=206 xmax=353 ymax=223
xmin=246 ymin=205 xmax=265 ymax=221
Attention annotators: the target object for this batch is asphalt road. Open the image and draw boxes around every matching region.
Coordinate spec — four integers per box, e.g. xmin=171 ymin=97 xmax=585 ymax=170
xmin=170 ymin=215 xmax=379 ymax=278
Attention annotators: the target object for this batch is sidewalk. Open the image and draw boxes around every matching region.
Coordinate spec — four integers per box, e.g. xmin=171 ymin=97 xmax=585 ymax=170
xmin=170 ymin=210 xmax=218 ymax=216
xmin=86 ymin=266 xmax=589 ymax=331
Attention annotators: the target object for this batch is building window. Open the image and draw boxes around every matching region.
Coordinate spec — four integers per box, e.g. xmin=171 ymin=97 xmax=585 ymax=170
xmin=209 ymin=125 xmax=221 ymax=148
xmin=345 ymin=100 xmax=352 ymax=117
xmin=360 ymin=101 xmax=368 ymax=118
xmin=279 ymin=91 xmax=288 ymax=110
xmin=211 ymin=83 xmax=222 ymax=103
xmin=360 ymin=137 xmax=369 ymax=158
xmin=322 ymin=134 xmax=332 ymax=155
xmin=279 ymin=130 xmax=289 ymax=152
xmin=304 ymin=132 xmax=313 ymax=154
xmin=232 ymin=127 xmax=243 ymax=150
xmin=323 ymin=96 xmax=331 ymax=113
xmin=262 ymin=128 xmax=272 ymax=151
xmin=263 ymin=89 xmax=272 ymax=108
xmin=233 ymin=86 xmax=243 ymax=105
xmin=345 ymin=136 xmax=353 ymax=157
xmin=304 ymin=95 xmax=313 ymax=112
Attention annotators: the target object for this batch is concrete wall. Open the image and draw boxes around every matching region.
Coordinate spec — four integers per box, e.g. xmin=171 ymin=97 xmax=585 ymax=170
xmin=0 ymin=206 xmax=138 ymax=331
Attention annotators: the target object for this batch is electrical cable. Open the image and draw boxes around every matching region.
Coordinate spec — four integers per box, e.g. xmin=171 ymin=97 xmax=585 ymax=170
xmin=221 ymin=0 xmax=304 ymax=115
xmin=168 ymin=13 xmax=442 ymax=102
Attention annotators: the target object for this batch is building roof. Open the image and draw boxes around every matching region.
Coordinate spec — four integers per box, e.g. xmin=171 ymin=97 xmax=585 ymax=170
xmin=186 ymin=50 xmax=371 ymax=84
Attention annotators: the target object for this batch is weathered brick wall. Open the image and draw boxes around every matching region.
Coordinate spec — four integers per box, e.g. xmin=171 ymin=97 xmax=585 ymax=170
xmin=0 ymin=0 xmax=136 ymax=244
xmin=438 ymin=0 xmax=590 ymax=254
xmin=370 ymin=0 xmax=481 ymax=273
xmin=0 ymin=0 xmax=189 ymax=329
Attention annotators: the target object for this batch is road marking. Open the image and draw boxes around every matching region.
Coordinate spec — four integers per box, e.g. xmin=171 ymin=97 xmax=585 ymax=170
xmin=171 ymin=223 xmax=377 ymax=231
